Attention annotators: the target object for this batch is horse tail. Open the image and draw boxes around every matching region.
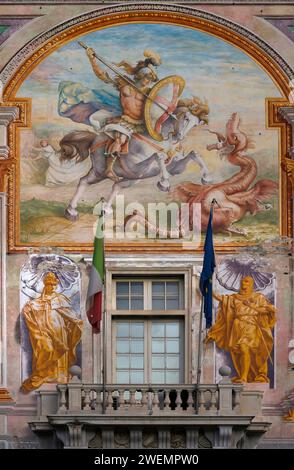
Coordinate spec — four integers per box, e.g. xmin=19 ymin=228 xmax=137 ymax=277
xmin=59 ymin=130 xmax=97 ymax=163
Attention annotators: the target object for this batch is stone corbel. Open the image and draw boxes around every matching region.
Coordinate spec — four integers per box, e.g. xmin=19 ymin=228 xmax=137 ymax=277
xmin=0 ymin=106 xmax=19 ymax=160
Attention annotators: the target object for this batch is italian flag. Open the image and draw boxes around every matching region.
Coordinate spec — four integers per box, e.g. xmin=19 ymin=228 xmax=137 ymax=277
xmin=86 ymin=221 xmax=104 ymax=334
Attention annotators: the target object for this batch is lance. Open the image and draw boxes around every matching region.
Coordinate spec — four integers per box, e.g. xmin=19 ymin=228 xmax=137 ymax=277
xmin=78 ymin=41 xmax=178 ymax=121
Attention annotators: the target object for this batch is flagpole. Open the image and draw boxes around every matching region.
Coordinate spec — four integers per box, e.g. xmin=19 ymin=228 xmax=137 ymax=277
xmin=195 ymin=199 xmax=217 ymax=412
xmin=102 ymin=281 xmax=107 ymax=414
xmin=100 ymin=199 xmax=106 ymax=415
xmin=195 ymin=295 xmax=205 ymax=412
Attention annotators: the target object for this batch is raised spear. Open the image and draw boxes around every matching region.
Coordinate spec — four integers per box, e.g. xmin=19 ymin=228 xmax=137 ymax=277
xmin=78 ymin=41 xmax=178 ymax=121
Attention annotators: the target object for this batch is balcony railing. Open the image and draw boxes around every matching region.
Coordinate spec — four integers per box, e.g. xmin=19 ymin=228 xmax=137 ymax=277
xmin=36 ymin=366 xmax=263 ymax=418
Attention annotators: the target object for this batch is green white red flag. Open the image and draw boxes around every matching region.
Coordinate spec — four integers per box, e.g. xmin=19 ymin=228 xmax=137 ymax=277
xmin=86 ymin=217 xmax=104 ymax=334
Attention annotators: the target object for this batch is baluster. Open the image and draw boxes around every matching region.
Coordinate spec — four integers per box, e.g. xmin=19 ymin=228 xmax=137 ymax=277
xmin=164 ymin=389 xmax=171 ymax=411
xmin=106 ymin=389 xmax=113 ymax=413
xmin=90 ymin=388 xmax=97 ymax=411
xmin=58 ymin=385 xmax=67 ymax=412
xmin=198 ymin=388 xmax=206 ymax=413
xmin=153 ymin=389 xmax=160 ymax=412
xmin=187 ymin=389 xmax=194 ymax=412
xmin=95 ymin=387 xmax=102 ymax=412
xmin=175 ymin=389 xmax=181 ymax=410
xmin=141 ymin=389 xmax=147 ymax=410
xmin=118 ymin=389 xmax=124 ymax=411
xmin=210 ymin=389 xmax=217 ymax=412
xmin=130 ymin=389 xmax=136 ymax=409
xmin=83 ymin=386 xmax=91 ymax=411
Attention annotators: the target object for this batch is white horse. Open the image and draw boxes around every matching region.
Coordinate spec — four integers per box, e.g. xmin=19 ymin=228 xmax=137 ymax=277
xmin=60 ymin=104 xmax=212 ymax=220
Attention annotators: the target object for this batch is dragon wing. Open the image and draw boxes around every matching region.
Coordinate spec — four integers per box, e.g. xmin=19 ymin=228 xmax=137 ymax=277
xmin=226 ymin=179 xmax=278 ymax=213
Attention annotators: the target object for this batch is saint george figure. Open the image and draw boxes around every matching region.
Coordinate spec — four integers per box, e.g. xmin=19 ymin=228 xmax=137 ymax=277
xmin=21 ymin=272 xmax=83 ymax=391
xmin=206 ymin=276 xmax=276 ymax=383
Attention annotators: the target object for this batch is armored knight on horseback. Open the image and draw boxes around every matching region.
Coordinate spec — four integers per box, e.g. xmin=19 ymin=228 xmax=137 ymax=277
xmin=85 ymin=45 xmax=162 ymax=181
xmin=58 ymin=44 xmax=212 ymax=221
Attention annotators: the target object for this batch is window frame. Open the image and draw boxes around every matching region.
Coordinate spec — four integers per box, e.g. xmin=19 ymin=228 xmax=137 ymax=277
xmin=112 ymin=316 xmax=185 ymax=384
xmin=112 ymin=277 xmax=185 ymax=312
xmin=105 ymin=268 xmax=192 ymax=385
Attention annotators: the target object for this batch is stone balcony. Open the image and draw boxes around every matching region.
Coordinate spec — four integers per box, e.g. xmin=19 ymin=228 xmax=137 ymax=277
xmin=29 ymin=367 xmax=271 ymax=449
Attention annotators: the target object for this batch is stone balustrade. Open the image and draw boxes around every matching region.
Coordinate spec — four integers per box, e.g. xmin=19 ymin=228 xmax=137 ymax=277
xmin=35 ymin=366 xmax=246 ymax=417
xmin=31 ymin=367 xmax=270 ymax=449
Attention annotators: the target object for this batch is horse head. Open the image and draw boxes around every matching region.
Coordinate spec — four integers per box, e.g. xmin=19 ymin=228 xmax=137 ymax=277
xmin=59 ymin=131 xmax=96 ymax=163
xmin=173 ymin=97 xmax=209 ymax=142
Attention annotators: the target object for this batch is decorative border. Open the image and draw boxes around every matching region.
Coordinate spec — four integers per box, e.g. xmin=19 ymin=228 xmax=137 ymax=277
xmin=0 ymin=5 xmax=293 ymax=252
xmin=0 ymin=1 xmax=293 ymax=4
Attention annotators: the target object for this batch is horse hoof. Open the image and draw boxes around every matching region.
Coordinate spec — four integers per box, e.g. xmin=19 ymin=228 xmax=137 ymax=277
xmin=64 ymin=207 xmax=79 ymax=221
xmin=157 ymin=181 xmax=170 ymax=192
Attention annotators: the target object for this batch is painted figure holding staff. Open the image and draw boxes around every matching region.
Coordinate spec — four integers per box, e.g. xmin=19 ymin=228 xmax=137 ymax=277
xmin=206 ymin=275 xmax=276 ymax=383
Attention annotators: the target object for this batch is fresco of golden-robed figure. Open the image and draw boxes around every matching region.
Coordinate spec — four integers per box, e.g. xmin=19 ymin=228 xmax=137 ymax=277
xmin=206 ymin=276 xmax=276 ymax=384
xmin=21 ymin=272 xmax=83 ymax=392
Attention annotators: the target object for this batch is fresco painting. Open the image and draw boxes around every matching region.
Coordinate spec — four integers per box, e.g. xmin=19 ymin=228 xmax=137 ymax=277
xmin=213 ymin=256 xmax=276 ymax=388
xmin=17 ymin=23 xmax=281 ymax=246
xmin=20 ymin=254 xmax=82 ymax=390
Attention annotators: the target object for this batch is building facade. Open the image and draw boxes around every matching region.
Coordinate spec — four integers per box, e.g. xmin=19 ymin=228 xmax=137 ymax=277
xmin=0 ymin=0 xmax=294 ymax=449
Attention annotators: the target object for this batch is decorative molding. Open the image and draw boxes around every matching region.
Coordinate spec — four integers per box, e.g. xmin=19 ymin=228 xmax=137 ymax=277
xmin=0 ymin=1 xmax=293 ymax=3
xmin=279 ymin=107 xmax=294 ymax=197
xmin=0 ymin=388 xmax=13 ymax=403
xmin=282 ymin=159 xmax=294 ymax=194
xmin=0 ymin=106 xmax=19 ymax=160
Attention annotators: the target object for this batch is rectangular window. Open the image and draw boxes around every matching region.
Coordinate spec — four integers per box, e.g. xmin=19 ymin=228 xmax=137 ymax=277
xmin=116 ymin=281 xmax=144 ymax=310
xmin=152 ymin=281 xmax=180 ymax=310
xmin=114 ymin=277 xmax=184 ymax=310
xmin=151 ymin=320 xmax=181 ymax=384
xmin=113 ymin=318 xmax=183 ymax=384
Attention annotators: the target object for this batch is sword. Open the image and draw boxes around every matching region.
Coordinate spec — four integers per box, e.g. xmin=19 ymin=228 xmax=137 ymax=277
xmin=78 ymin=41 xmax=178 ymax=121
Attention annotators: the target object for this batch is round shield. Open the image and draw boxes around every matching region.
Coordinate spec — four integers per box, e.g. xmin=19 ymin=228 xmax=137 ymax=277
xmin=144 ymin=75 xmax=185 ymax=142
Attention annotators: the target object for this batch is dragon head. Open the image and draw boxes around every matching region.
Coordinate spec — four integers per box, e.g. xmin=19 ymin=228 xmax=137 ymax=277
xmin=207 ymin=113 xmax=253 ymax=156
xmin=225 ymin=113 xmax=248 ymax=153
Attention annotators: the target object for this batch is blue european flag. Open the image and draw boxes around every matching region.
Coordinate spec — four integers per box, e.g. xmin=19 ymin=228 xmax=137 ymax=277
xmin=199 ymin=207 xmax=216 ymax=328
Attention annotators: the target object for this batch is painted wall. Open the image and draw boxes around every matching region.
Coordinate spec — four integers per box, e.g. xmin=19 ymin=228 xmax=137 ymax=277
xmin=0 ymin=1 xmax=293 ymax=448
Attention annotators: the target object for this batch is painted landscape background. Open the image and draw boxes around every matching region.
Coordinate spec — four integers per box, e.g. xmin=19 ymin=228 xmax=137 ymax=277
xmin=17 ymin=23 xmax=281 ymax=246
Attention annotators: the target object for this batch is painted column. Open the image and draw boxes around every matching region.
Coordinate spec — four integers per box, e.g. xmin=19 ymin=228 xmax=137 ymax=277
xmin=0 ymin=193 xmax=11 ymax=402
xmin=279 ymin=107 xmax=294 ymax=367
xmin=0 ymin=105 xmax=19 ymax=402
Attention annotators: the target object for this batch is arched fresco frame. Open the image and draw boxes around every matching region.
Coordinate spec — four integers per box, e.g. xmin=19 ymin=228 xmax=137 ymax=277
xmin=0 ymin=4 xmax=293 ymax=253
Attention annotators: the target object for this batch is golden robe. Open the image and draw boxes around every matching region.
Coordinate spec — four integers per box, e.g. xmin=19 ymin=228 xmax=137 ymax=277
xmin=207 ymin=292 xmax=276 ymax=383
xmin=21 ymin=292 xmax=82 ymax=391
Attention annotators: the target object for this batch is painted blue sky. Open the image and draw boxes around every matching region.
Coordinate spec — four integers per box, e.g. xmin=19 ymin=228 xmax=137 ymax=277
xmin=18 ymin=22 xmax=281 ymax=130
